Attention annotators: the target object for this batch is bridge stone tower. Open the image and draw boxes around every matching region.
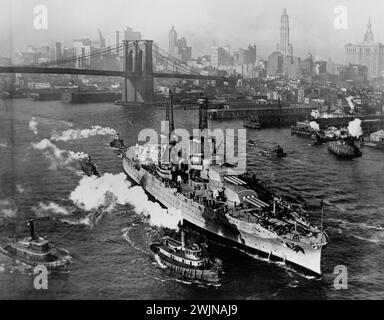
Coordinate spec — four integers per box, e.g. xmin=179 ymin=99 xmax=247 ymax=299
xmin=122 ymin=40 xmax=154 ymax=103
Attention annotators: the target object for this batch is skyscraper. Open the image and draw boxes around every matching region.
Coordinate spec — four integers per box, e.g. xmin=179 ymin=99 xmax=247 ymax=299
xmin=345 ymin=18 xmax=384 ymax=79
xmin=267 ymin=51 xmax=283 ymax=77
xmin=168 ymin=26 xmax=192 ymax=62
xmin=123 ymin=27 xmax=142 ymax=41
xmin=97 ymin=29 xmax=106 ymax=48
xmin=279 ymin=8 xmax=293 ymax=57
xmin=169 ymin=25 xmax=177 ymax=57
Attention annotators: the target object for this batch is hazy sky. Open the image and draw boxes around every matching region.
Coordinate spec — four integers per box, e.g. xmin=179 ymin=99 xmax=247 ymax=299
xmin=2 ymin=0 xmax=384 ymax=63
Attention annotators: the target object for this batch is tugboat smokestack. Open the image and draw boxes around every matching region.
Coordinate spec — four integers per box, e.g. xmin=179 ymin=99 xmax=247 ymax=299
xmin=28 ymin=220 xmax=35 ymax=240
xmin=180 ymin=219 xmax=185 ymax=250
xmin=181 ymin=229 xmax=186 ymax=251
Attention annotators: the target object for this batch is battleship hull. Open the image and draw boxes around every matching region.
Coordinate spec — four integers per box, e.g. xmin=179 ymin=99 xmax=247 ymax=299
xmin=123 ymin=156 xmax=323 ymax=276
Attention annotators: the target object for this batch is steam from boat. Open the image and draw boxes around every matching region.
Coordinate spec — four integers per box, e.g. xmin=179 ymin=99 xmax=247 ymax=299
xmin=0 ymin=199 xmax=18 ymax=218
xmin=32 ymin=138 xmax=89 ymax=171
xmin=346 ymin=96 xmax=355 ymax=112
xmin=69 ymin=173 xmax=181 ymax=229
xmin=29 ymin=117 xmax=38 ymax=135
xmin=51 ymin=125 xmax=117 ymax=142
xmin=0 ymin=138 xmax=7 ymax=148
xmin=347 ymin=118 xmax=363 ymax=138
xmin=32 ymin=202 xmax=70 ymax=217
xmin=16 ymin=185 xmax=25 ymax=194
xmin=309 ymin=121 xmax=320 ymax=131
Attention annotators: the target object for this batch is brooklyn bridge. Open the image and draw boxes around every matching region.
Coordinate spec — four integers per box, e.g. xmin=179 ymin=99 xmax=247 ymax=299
xmin=0 ymin=40 xmax=239 ymax=103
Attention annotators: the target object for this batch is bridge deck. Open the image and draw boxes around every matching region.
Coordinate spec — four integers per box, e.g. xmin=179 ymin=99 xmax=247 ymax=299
xmin=0 ymin=66 xmax=238 ymax=81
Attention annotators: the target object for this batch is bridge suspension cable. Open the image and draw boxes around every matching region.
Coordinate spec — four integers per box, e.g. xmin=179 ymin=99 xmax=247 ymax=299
xmin=153 ymin=51 xmax=199 ymax=75
xmin=41 ymin=43 xmax=124 ymax=67
xmin=153 ymin=47 xmax=203 ymax=75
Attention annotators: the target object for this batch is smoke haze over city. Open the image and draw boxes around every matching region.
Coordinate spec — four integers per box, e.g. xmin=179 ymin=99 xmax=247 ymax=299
xmin=2 ymin=0 xmax=384 ymax=62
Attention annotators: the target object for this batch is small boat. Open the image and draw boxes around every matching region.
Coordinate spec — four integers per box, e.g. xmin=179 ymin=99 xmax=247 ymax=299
xmin=273 ymin=145 xmax=287 ymax=158
xmin=328 ymin=139 xmax=362 ymax=159
xmin=110 ymin=132 xmax=126 ymax=150
xmin=243 ymin=115 xmax=262 ymax=129
xmin=248 ymin=139 xmax=257 ymax=146
xmin=0 ymin=220 xmax=71 ymax=270
xmin=150 ymin=229 xmax=223 ymax=285
xmin=80 ymin=155 xmax=100 ymax=177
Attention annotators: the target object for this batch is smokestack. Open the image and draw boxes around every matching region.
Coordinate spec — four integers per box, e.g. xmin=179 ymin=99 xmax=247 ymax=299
xmin=198 ymin=97 xmax=208 ymax=162
xmin=28 ymin=220 xmax=35 ymax=240
xmin=181 ymin=229 xmax=186 ymax=251
xmin=198 ymin=97 xmax=208 ymax=132
xmin=165 ymin=90 xmax=175 ymax=136
xmin=180 ymin=219 xmax=185 ymax=250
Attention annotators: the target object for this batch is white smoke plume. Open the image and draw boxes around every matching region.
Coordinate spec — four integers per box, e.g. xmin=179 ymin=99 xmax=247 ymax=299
xmin=309 ymin=121 xmax=320 ymax=131
xmin=346 ymin=96 xmax=355 ymax=112
xmin=348 ymin=118 xmax=363 ymax=138
xmin=32 ymin=139 xmax=89 ymax=171
xmin=0 ymin=199 xmax=18 ymax=218
xmin=32 ymin=202 xmax=70 ymax=217
xmin=69 ymin=173 xmax=181 ymax=229
xmin=0 ymin=138 xmax=7 ymax=148
xmin=29 ymin=117 xmax=38 ymax=135
xmin=51 ymin=125 xmax=117 ymax=142
xmin=16 ymin=185 xmax=25 ymax=194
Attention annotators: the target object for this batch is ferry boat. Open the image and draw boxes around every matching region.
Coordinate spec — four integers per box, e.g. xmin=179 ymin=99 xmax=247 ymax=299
xmin=0 ymin=220 xmax=71 ymax=270
xmin=122 ymin=94 xmax=329 ymax=276
xmin=291 ymin=121 xmax=316 ymax=138
xmin=150 ymin=228 xmax=222 ymax=284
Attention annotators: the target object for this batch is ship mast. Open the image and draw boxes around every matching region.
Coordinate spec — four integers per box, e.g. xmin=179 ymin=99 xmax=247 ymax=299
xmin=165 ymin=90 xmax=175 ymax=138
xmin=164 ymin=90 xmax=175 ymax=164
xmin=28 ymin=220 xmax=36 ymax=240
xmin=197 ymin=96 xmax=208 ymax=163
xmin=320 ymin=199 xmax=324 ymax=234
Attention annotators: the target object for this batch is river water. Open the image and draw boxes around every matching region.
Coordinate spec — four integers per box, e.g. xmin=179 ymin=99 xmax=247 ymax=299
xmin=0 ymin=98 xmax=384 ymax=299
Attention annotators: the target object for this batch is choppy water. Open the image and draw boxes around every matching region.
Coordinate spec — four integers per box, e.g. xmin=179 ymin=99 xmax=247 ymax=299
xmin=1 ymin=98 xmax=384 ymax=299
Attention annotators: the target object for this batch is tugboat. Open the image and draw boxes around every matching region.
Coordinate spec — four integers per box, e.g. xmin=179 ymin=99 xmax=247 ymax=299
xmin=273 ymin=145 xmax=287 ymax=158
xmin=328 ymin=138 xmax=362 ymax=159
xmin=150 ymin=227 xmax=223 ymax=285
xmin=0 ymin=220 xmax=71 ymax=270
xmin=80 ymin=155 xmax=100 ymax=177
xmin=243 ymin=115 xmax=262 ymax=129
xmin=110 ymin=132 xmax=126 ymax=150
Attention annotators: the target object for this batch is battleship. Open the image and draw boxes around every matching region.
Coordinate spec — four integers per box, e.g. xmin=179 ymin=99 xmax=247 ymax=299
xmin=122 ymin=93 xmax=329 ymax=276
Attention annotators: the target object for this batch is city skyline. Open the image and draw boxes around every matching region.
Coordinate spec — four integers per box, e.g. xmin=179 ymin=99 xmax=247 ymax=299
xmin=2 ymin=0 xmax=384 ymax=63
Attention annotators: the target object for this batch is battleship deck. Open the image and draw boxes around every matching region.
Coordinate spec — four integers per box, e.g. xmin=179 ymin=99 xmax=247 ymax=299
xmin=122 ymin=152 xmax=326 ymax=276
